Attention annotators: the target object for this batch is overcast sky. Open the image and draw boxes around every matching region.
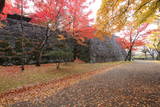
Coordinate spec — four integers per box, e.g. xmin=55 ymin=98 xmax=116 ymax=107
xmin=24 ymin=0 xmax=101 ymax=23
xmin=89 ymin=0 xmax=102 ymax=22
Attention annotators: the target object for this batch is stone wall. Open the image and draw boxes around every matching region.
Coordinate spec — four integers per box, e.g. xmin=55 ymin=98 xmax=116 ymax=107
xmin=0 ymin=18 xmax=126 ymax=64
xmin=89 ymin=36 xmax=126 ymax=63
xmin=0 ymin=18 xmax=70 ymax=49
xmin=0 ymin=18 xmax=74 ymax=65
xmin=0 ymin=18 xmax=52 ymax=39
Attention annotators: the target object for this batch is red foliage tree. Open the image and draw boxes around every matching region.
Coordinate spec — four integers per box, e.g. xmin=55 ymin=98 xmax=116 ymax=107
xmin=0 ymin=0 xmax=96 ymax=67
xmin=64 ymin=0 xmax=96 ymax=39
xmin=116 ymin=23 xmax=149 ymax=61
xmin=29 ymin=0 xmax=69 ymax=66
xmin=0 ymin=2 xmax=20 ymax=20
xmin=30 ymin=0 xmax=95 ymax=38
xmin=29 ymin=0 xmax=96 ymax=66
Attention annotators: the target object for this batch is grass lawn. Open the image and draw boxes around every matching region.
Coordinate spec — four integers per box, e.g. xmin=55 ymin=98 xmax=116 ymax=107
xmin=0 ymin=62 xmax=124 ymax=93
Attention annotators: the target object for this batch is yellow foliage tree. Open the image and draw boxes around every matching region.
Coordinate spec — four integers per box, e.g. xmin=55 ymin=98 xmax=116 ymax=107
xmin=134 ymin=0 xmax=160 ymax=25
xmin=96 ymin=0 xmax=160 ymax=38
xmin=146 ymin=29 xmax=160 ymax=59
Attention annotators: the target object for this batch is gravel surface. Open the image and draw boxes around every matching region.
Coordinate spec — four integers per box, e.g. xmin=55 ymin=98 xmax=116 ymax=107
xmin=10 ymin=61 xmax=160 ymax=107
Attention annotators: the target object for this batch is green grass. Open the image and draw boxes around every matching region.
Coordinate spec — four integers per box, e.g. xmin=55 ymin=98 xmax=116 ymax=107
xmin=134 ymin=55 xmax=152 ymax=59
xmin=0 ymin=62 xmax=124 ymax=93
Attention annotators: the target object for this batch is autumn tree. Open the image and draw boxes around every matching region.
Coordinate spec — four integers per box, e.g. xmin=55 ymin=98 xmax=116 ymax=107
xmin=146 ymin=29 xmax=160 ymax=60
xmin=141 ymin=46 xmax=148 ymax=59
xmin=96 ymin=0 xmax=160 ymax=39
xmin=64 ymin=0 xmax=95 ymax=39
xmin=116 ymin=23 xmax=149 ymax=61
xmin=134 ymin=0 xmax=160 ymax=25
xmin=63 ymin=0 xmax=95 ymax=60
xmin=0 ymin=0 xmax=21 ymax=19
xmin=11 ymin=0 xmax=30 ymax=71
xmin=146 ymin=47 xmax=156 ymax=60
xmin=29 ymin=0 xmax=69 ymax=66
xmin=30 ymin=0 xmax=95 ymax=67
xmin=96 ymin=0 xmax=137 ymax=38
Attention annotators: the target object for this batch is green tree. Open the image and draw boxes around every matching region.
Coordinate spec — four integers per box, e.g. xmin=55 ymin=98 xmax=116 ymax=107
xmin=0 ymin=39 xmax=14 ymax=65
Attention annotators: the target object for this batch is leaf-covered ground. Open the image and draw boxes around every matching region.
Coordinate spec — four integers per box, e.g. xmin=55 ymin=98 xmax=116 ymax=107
xmin=7 ymin=61 xmax=160 ymax=107
xmin=0 ymin=62 xmax=124 ymax=106
xmin=0 ymin=62 xmax=122 ymax=93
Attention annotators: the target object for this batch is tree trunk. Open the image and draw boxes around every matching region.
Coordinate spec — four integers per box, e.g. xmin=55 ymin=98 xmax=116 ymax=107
xmin=125 ymin=48 xmax=132 ymax=61
xmin=21 ymin=64 xmax=24 ymax=71
xmin=35 ymin=26 xmax=50 ymax=66
xmin=145 ymin=52 xmax=147 ymax=60
xmin=36 ymin=52 xmax=41 ymax=66
xmin=20 ymin=36 xmax=25 ymax=72
xmin=20 ymin=1 xmax=25 ymax=72
xmin=151 ymin=55 xmax=155 ymax=60
xmin=73 ymin=40 xmax=78 ymax=60
xmin=0 ymin=0 xmax=5 ymax=13
xmin=157 ymin=52 xmax=160 ymax=60
xmin=56 ymin=63 xmax=60 ymax=70
xmin=148 ymin=51 xmax=154 ymax=60
xmin=128 ymin=50 xmax=132 ymax=61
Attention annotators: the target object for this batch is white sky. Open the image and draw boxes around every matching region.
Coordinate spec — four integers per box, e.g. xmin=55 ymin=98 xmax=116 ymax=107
xmin=24 ymin=0 xmax=102 ymax=23
xmin=89 ymin=0 xmax=102 ymax=22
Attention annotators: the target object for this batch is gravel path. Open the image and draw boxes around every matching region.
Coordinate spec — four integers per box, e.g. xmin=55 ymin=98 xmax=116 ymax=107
xmin=11 ymin=61 xmax=160 ymax=107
